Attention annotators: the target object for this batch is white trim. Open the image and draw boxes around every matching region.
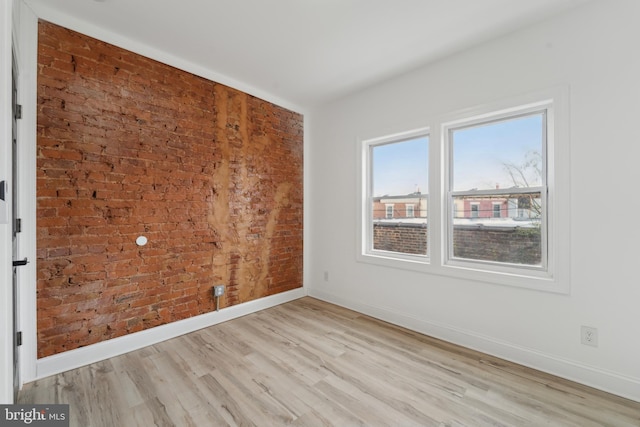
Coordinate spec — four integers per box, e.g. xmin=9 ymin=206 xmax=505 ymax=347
xmin=15 ymin=0 xmax=38 ymax=388
xmin=308 ymin=289 xmax=640 ymax=403
xmin=36 ymin=288 xmax=306 ymax=380
xmin=302 ymin=114 xmax=311 ymax=317
xmin=384 ymin=204 xmax=394 ymax=219
xmin=358 ymin=128 xmax=430 ymax=266
xmin=405 ymin=204 xmax=415 ymax=218
xmin=491 ymin=202 xmax=501 ymax=218
xmin=470 ymin=202 xmax=480 ymax=218
xmin=443 ymin=102 xmax=551 ymax=277
xmin=0 ymin=0 xmax=15 ymax=405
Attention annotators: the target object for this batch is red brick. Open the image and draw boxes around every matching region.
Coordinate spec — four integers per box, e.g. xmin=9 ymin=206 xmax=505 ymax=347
xmin=36 ymin=21 xmax=303 ymax=358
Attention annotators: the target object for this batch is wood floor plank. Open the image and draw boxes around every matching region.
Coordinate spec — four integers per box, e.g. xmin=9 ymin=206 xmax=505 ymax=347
xmin=19 ymin=297 xmax=640 ymax=426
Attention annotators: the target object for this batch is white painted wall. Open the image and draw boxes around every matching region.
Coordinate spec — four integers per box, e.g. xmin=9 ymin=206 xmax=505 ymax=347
xmin=308 ymin=0 xmax=640 ymax=401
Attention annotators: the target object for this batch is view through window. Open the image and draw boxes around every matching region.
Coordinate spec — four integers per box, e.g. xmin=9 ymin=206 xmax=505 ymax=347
xmin=370 ymin=135 xmax=429 ymax=256
xmin=448 ymin=112 xmax=546 ymax=267
xmin=360 ymin=95 xmax=563 ymax=290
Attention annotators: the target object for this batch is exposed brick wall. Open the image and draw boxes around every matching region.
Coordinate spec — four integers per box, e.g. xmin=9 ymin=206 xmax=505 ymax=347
xmin=36 ymin=21 xmax=303 ymax=358
xmin=373 ymin=224 xmax=541 ymax=265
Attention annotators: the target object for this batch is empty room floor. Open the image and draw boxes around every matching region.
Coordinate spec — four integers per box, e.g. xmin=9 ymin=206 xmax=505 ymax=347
xmin=19 ymin=297 xmax=640 ymax=426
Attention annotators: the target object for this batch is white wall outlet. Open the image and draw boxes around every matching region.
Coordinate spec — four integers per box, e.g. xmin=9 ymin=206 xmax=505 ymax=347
xmin=213 ymin=285 xmax=225 ymax=297
xmin=581 ymin=326 xmax=598 ymax=347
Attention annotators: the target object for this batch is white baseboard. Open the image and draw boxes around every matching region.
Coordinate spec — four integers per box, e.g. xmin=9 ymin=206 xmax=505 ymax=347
xmin=308 ymin=288 xmax=640 ymax=403
xmin=35 ymin=288 xmax=307 ymax=380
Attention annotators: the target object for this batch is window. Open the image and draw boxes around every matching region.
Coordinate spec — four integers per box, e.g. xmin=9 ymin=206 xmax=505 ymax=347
xmin=362 ymin=130 xmax=429 ymax=259
xmin=492 ymin=203 xmax=501 ymax=218
xmin=385 ymin=204 xmax=394 ymax=219
xmin=359 ymin=89 xmax=569 ymax=293
xmin=447 ymin=109 xmax=546 ymax=269
xmin=405 ymin=205 xmax=415 ymax=218
xmin=470 ymin=203 xmax=479 ymax=218
xmin=406 ymin=205 xmax=415 ymax=218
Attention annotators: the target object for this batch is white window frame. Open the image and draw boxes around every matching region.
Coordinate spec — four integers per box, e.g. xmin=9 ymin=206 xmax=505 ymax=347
xmin=443 ymin=102 xmax=551 ymax=278
xmin=359 ymin=128 xmax=430 ymax=266
xmin=492 ymin=202 xmax=501 ymax=218
xmin=406 ymin=204 xmax=415 ymax=218
xmin=470 ymin=203 xmax=480 ymax=218
xmin=357 ymin=88 xmax=570 ymax=293
xmin=385 ymin=204 xmax=394 ymax=219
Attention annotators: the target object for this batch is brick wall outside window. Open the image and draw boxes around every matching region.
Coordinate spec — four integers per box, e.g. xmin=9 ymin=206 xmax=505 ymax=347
xmin=373 ymin=224 xmax=540 ymax=264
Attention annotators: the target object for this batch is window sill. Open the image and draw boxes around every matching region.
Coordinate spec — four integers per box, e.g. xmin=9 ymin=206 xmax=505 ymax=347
xmin=357 ymin=251 xmax=431 ymax=274
xmin=356 ymin=252 xmax=569 ymax=294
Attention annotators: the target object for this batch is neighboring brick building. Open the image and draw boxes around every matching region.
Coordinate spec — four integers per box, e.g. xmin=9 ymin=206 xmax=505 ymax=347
xmin=373 ymin=191 xmax=539 ymax=221
xmin=454 ymin=192 xmax=540 ymax=220
xmin=373 ymin=192 xmax=427 ymax=219
xmin=457 ymin=197 xmax=509 ymax=219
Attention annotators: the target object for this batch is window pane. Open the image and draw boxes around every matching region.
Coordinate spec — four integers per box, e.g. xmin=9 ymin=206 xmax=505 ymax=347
xmin=450 ymin=111 xmax=545 ymax=267
xmin=406 ymin=205 xmax=415 ymax=218
xmin=371 ymin=136 xmax=428 ymax=256
xmin=385 ymin=205 xmax=393 ymax=218
xmin=452 ymin=114 xmax=544 ymax=192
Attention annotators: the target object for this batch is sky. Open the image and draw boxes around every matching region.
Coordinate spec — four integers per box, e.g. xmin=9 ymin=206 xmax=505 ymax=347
xmin=372 ymin=113 xmax=543 ymax=196
xmin=372 ymin=136 xmax=428 ymax=196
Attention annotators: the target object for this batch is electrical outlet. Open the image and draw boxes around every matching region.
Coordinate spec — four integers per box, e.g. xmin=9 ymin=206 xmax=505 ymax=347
xmin=213 ymin=285 xmax=225 ymax=297
xmin=323 ymin=271 xmax=329 ymax=282
xmin=581 ymin=326 xmax=598 ymax=347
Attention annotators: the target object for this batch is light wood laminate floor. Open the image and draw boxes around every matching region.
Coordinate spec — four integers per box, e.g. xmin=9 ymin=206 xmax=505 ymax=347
xmin=19 ymin=297 xmax=640 ymax=426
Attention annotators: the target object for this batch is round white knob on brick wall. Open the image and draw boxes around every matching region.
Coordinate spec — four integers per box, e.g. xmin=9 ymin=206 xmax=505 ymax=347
xmin=136 ymin=236 xmax=148 ymax=246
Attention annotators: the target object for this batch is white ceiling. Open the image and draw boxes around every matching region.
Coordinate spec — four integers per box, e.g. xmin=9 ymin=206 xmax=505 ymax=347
xmin=24 ymin=0 xmax=590 ymax=109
